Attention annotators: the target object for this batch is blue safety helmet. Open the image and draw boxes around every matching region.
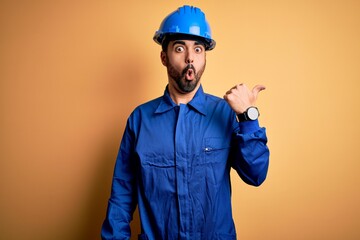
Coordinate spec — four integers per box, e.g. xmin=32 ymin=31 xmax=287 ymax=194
xmin=153 ymin=5 xmax=216 ymax=51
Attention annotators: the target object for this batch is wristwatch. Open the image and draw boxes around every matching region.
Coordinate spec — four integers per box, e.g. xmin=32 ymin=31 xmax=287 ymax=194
xmin=236 ymin=107 xmax=259 ymax=122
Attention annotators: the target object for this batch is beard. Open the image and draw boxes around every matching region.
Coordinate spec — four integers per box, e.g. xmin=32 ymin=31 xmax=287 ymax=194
xmin=166 ymin=57 xmax=206 ymax=93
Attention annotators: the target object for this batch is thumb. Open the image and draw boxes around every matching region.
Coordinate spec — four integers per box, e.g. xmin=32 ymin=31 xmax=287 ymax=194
xmin=252 ymin=84 xmax=266 ymax=99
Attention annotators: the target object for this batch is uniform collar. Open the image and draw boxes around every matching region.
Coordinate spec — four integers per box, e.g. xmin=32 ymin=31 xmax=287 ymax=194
xmin=155 ymin=85 xmax=207 ymax=116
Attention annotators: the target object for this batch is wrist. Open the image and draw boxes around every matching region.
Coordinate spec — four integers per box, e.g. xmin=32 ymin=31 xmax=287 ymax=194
xmin=236 ymin=107 xmax=259 ymax=122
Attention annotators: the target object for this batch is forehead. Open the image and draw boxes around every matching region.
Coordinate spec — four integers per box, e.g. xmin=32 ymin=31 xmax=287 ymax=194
xmin=169 ymin=39 xmax=205 ymax=47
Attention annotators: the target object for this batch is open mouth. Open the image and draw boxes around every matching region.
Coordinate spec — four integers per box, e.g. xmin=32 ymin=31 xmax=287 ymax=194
xmin=183 ymin=65 xmax=196 ymax=81
xmin=186 ymin=69 xmax=194 ymax=80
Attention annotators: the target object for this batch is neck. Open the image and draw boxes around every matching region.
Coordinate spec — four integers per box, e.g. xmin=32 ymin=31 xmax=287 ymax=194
xmin=168 ymin=83 xmax=200 ymax=105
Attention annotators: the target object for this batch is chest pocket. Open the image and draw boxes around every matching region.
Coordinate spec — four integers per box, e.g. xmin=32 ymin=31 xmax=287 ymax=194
xmin=203 ymin=137 xmax=231 ymax=163
xmin=203 ymin=137 xmax=231 ymax=185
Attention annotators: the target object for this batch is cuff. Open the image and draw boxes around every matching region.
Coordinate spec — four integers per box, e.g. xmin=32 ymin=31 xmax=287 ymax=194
xmin=238 ymin=119 xmax=260 ymax=134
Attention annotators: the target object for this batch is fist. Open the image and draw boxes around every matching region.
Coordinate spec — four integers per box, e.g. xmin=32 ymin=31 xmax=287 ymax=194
xmin=223 ymin=84 xmax=266 ymax=114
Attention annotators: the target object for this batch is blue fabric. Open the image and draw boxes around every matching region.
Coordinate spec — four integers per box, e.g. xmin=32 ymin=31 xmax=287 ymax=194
xmin=101 ymin=85 xmax=269 ymax=240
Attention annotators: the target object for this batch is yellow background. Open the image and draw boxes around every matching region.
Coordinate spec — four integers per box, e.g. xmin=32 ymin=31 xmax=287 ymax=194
xmin=1 ymin=1 xmax=360 ymax=239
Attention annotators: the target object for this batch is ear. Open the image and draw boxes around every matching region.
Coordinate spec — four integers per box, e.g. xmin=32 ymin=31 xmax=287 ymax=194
xmin=160 ymin=51 xmax=167 ymax=66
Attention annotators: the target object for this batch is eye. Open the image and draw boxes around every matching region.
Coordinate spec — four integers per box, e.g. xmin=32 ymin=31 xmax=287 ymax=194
xmin=175 ymin=46 xmax=185 ymax=52
xmin=194 ymin=46 xmax=203 ymax=53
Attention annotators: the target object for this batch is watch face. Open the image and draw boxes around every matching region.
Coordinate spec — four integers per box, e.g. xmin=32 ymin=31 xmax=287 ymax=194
xmin=247 ymin=107 xmax=259 ymax=120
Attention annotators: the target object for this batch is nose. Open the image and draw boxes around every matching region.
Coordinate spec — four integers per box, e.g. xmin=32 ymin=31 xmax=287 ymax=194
xmin=185 ymin=50 xmax=194 ymax=64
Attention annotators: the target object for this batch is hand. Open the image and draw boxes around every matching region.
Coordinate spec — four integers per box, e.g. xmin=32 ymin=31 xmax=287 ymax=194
xmin=223 ymin=84 xmax=266 ymax=114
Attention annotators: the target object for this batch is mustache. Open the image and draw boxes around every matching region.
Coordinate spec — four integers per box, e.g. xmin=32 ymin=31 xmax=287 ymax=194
xmin=182 ymin=64 xmax=196 ymax=75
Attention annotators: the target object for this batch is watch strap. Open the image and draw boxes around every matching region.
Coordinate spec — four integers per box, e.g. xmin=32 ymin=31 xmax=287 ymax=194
xmin=236 ymin=112 xmax=248 ymax=122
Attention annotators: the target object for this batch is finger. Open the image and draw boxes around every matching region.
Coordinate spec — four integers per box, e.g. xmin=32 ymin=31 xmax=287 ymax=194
xmin=230 ymin=85 xmax=239 ymax=90
xmin=226 ymin=86 xmax=238 ymax=95
xmin=252 ymin=84 xmax=266 ymax=98
xmin=236 ymin=83 xmax=245 ymax=89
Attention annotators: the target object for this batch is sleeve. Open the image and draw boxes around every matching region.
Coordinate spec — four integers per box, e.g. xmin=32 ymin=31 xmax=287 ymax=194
xmin=230 ymin=119 xmax=270 ymax=186
xmin=101 ymin=118 xmax=138 ymax=240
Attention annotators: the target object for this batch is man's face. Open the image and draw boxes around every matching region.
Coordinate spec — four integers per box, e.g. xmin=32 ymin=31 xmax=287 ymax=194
xmin=162 ymin=39 xmax=206 ymax=93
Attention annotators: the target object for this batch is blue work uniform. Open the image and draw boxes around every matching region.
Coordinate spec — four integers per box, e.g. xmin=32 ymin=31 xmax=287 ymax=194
xmin=101 ymin=85 xmax=269 ymax=240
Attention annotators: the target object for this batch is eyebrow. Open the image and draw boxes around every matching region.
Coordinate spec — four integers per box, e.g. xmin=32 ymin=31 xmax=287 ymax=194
xmin=172 ymin=40 xmax=204 ymax=47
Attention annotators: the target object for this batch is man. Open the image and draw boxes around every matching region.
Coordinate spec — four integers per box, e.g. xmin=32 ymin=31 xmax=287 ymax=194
xmin=102 ymin=5 xmax=269 ymax=240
